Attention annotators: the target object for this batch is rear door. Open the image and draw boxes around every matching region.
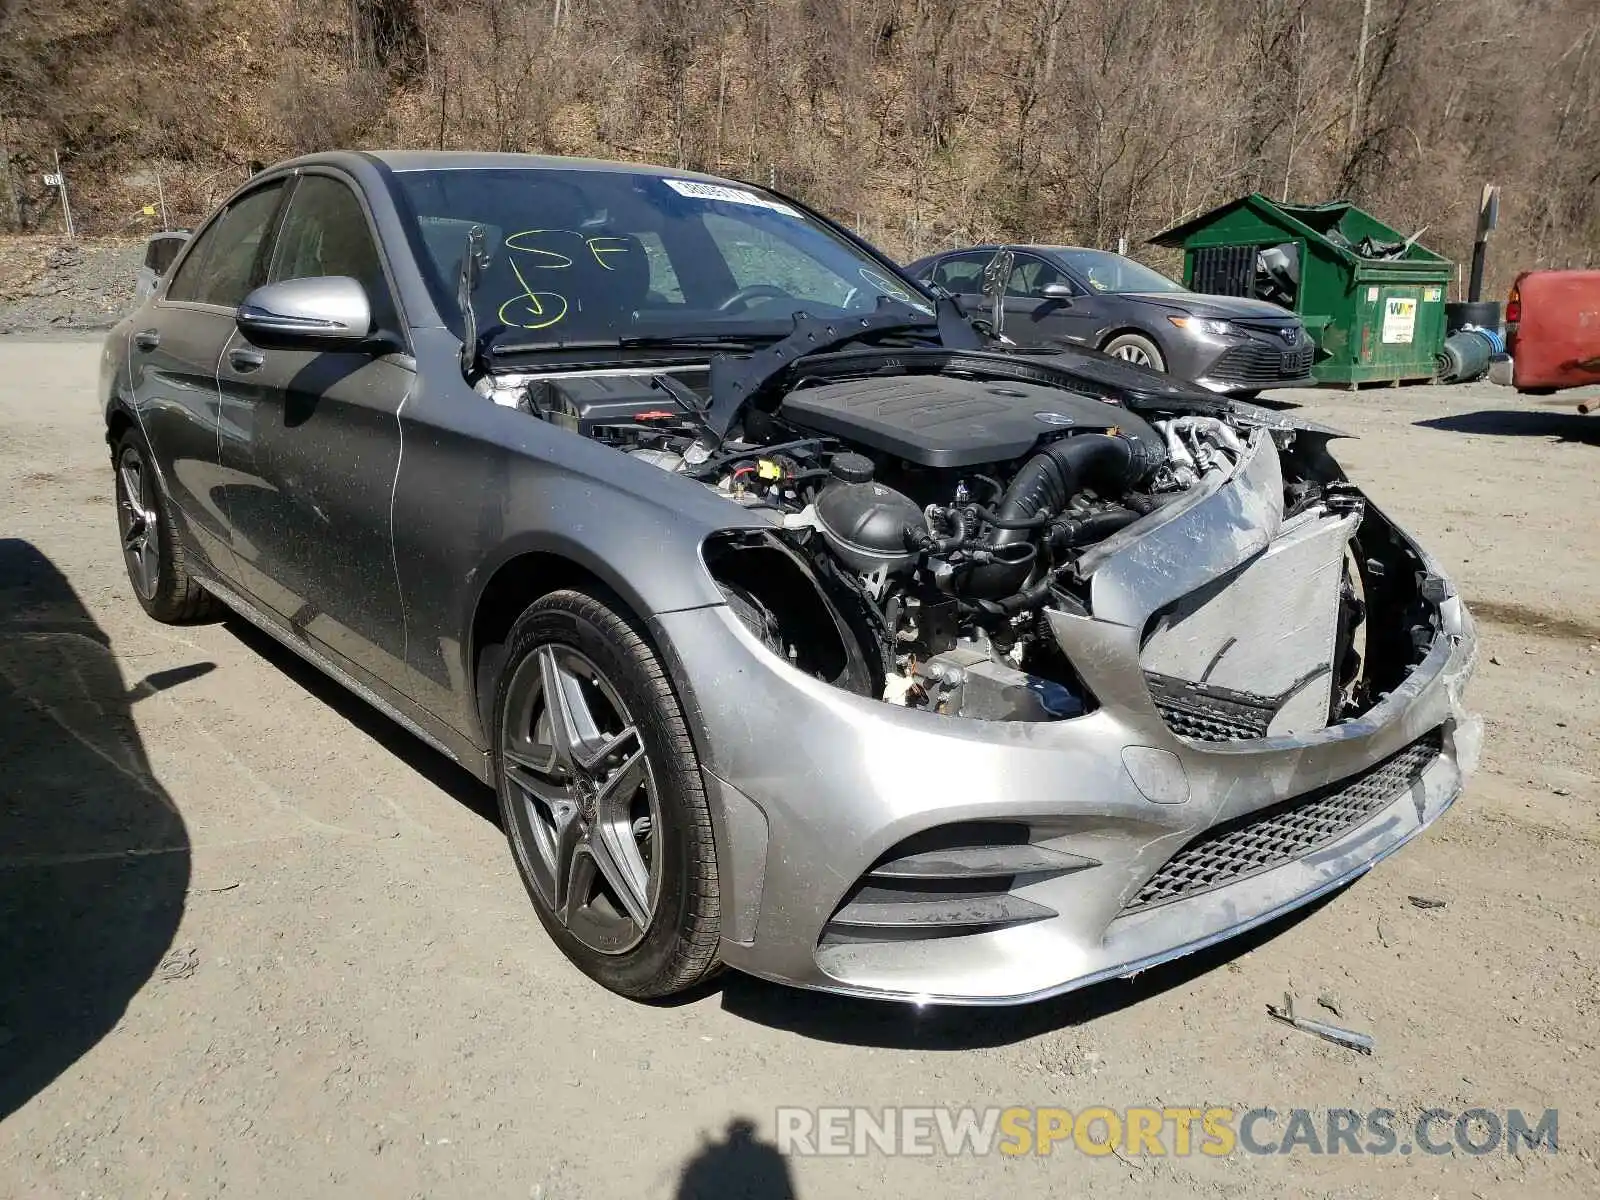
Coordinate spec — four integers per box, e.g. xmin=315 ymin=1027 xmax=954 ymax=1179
xmin=213 ymin=170 xmax=414 ymax=691
xmin=129 ymin=181 xmax=287 ymax=582
xmin=926 ymin=252 xmax=992 ymax=317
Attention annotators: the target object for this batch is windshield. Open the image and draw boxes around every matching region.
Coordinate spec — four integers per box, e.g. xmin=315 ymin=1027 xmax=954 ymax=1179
xmin=1054 ymin=249 xmax=1187 ymax=295
xmin=392 ymin=168 xmax=933 ymax=343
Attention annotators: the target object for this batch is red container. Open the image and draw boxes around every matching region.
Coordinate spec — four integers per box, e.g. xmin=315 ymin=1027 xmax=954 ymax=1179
xmin=1507 ymin=269 xmax=1600 ymax=393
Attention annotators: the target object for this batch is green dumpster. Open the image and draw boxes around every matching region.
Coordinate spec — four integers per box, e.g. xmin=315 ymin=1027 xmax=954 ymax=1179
xmin=1151 ymin=193 xmax=1452 ymax=386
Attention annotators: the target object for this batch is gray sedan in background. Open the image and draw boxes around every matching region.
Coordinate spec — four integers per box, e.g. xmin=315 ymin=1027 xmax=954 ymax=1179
xmin=906 ymin=244 xmax=1315 ymax=395
xmin=101 ymin=151 xmax=1476 ymax=1006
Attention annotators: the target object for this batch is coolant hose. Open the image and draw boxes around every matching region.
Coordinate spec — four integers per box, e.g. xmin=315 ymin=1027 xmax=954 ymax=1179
xmin=962 ymin=433 xmax=1164 ymax=597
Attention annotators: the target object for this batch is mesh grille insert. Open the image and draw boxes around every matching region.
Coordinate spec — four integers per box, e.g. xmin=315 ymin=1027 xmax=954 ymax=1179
xmin=1147 ymin=673 xmax=1276 ymax=742
xmin=1123 ymin=730 xmax=1443 ymax=913
xmin=1210 ymin=341 xmax=1316 ymax=383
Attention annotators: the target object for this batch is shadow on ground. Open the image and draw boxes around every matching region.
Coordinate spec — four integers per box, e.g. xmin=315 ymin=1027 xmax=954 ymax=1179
xmin=719 ymin=889 xmax=1339 ymax=1049
xmin=219 ymin=616 xmax=498 ymax=825
xmin=675 ymin=1117 xmax=797 ymax=1200
xmin=1416 ymin=408 xmax=1600 ymax=443
xmin=0 ymin=539 xmax=194 ymax=1119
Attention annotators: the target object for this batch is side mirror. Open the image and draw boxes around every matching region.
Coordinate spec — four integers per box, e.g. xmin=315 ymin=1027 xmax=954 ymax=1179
xmin=237 ymin=277 xmax=375 ymax=351
xmin=1040 ymin=282 xmax=1076 ymax=303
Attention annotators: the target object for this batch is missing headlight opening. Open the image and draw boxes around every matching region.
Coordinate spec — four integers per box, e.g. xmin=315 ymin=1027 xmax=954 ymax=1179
xmin=491 ymin=334 xmax=1437 ymax=733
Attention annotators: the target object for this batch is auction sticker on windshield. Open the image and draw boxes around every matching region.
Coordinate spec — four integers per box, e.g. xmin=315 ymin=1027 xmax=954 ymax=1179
xmin=662 ymin=178 xmax=801 ymax=217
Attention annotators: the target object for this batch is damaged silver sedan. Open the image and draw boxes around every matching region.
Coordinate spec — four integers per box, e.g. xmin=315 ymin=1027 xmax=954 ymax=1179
xmin=102 ymin=151 xmax=1479 ymax=1003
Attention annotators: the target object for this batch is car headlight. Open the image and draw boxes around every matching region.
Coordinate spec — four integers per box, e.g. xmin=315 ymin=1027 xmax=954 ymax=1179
xmin=1168 ymin=315 xmax=1233 ymax=337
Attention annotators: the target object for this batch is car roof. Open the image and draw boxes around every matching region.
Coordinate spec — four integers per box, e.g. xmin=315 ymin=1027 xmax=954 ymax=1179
xmin=273 ymin=149 xmax=749 ymax=186
xmin=930 ymin=244 xmax=1113 ymax=258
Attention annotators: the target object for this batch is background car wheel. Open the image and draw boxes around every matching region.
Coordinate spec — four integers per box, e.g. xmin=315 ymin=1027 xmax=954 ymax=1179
xmin=112 ymin=428 xmax=220 ymax=623
xmin=1103 ymin=332 xmax=1167 ymax=373
xmin=492 ymin=588 xmax=720 ymax=999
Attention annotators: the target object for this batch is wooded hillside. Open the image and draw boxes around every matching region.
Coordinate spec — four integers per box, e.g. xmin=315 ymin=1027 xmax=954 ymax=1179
xmin=3 ymin=0 xmax=1595 ymax=293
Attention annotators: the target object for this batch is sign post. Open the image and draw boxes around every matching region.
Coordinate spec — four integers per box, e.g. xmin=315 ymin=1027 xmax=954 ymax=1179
xmin=1467 ymin=183 xmax=1499 ymax=302
xmin=47 ymin=149 xmax=75 ymax=239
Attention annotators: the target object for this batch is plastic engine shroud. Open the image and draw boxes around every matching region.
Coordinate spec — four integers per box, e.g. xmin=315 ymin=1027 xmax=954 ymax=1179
xmin=778 ymin=375 xmax=1163 ymax=468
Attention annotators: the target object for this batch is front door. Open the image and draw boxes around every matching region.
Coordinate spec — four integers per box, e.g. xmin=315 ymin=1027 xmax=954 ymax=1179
xmin=129 ymin=180 xmax=288 ymax=581
xmin=214 ymin=171 xmax=414 ymax=691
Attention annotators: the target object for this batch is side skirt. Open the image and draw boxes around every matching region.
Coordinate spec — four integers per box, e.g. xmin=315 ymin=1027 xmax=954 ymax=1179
xmin=192 ymin=572 xmax=494 ymax=784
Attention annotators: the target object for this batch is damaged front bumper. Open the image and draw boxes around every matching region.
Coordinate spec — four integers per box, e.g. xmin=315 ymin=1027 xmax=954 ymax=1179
xmin=651 ymin=434 xmax=1480 ymax=1005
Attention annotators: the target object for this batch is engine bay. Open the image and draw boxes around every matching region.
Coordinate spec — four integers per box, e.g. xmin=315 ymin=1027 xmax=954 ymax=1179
xmin=480 ymin=344 xmax=1437 ymax=734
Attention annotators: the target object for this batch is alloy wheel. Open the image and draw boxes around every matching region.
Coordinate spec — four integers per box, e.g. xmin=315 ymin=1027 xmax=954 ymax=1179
xmin=116 ymin=445 xmax=160 ymax=600
xmin=1111 ymin=343 xmax=1154 ymax=367
xmin=499 ymin=644 xmax=663 ymax=955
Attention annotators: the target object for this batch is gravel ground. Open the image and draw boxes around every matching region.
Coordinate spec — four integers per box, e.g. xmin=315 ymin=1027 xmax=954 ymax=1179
xmin=1 ymin=341 xmax=1598 ymax=1198
xmin=0 ymin=238 xmax=144 ymax=335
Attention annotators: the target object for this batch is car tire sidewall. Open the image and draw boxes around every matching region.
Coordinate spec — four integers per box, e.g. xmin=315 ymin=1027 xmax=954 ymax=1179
xmin=1104 ymin=332 xmax=1167 ymax=373
xmin=112 ymin=429 xmax=185 ymax=619
xmin=491 ymin=590 xmax=719 ymax=999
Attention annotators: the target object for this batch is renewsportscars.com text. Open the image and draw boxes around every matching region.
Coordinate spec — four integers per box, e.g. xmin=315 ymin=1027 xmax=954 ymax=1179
xmin=775 ymin=1105 xmax=1558 ymax=1158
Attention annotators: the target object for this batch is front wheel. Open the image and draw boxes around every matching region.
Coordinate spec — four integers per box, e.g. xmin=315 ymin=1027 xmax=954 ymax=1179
xmin=1103 ymin=332 xmax=1167 ymax=373
xmin=492 ymin=588 xmax=721 ymax=999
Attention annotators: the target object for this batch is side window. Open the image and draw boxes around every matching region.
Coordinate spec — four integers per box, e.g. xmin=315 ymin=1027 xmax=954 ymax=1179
xmin=1006 ymin=255 xmax=1067 ymax=299
xmin=930 ymin=253 xmax=989 ymax=294
xmin=165 ymin=183 xmax=285 ymax=307
xmin=267 ymin=174 xmax=395 ymax=326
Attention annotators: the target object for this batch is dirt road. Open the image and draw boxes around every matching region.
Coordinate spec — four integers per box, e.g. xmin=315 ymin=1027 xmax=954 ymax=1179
xmin=2 ymin=340 xmax=1596 ymax=1197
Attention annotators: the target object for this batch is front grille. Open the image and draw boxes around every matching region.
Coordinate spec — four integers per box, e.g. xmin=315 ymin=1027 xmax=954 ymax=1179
xmin=1210 ymin=340 xmax=1315 ymax=383
xmin=1122 ymin=730 xmax=1443 ymax=913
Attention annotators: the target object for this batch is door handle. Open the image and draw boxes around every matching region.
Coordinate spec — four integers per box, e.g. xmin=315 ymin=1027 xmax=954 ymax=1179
xmin=133 ymin=329 xmax=160 ymax=351
xmin=228 ymin=348 xmax=266 ymax=372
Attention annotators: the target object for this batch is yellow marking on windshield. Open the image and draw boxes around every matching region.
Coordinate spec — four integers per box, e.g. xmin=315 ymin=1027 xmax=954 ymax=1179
xmin=503 ymin=229 xmax=576 ymax=268
xmin=858 ymin=267 xmax=912 ymax=302
xmin=587 ymin=237 xmax=631 ymax=270
xmin=493 ymin=230 xmax=633 ymax=329
xmin=500 ymin=253 xmax=570 ymax=330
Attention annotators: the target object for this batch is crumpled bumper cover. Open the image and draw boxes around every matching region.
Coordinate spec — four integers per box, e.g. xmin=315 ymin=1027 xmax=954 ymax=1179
xmin=651 ymin=432 xmax=1480 ymax=1005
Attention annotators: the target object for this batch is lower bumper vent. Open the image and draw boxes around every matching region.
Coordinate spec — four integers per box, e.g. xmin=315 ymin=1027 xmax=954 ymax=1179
xmin=822 ymin=823 xmax=1098 ymax=944
xmin=1122 ymin=729 xmax=1443 ymax=914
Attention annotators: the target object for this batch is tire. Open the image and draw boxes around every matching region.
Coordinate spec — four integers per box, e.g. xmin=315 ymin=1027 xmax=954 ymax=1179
xmin=492 ymin=588 xmax=721 ymax=999
xmin=112 ymin=426 xmax=220 ymax=623
xmin=1102 ymin=332 xmax=1167 ymax=373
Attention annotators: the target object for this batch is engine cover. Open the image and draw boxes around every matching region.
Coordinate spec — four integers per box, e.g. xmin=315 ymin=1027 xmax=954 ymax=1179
xmin=778 ymin=375 xmax=1161 ymax=468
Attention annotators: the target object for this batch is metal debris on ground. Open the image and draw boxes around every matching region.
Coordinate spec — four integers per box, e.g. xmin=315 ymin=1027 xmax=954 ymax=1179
xmin=1267 ymin=993 xmax=1375 ymax=1056
xmin=156 ymin=946 xmax=199 ymax=981
xmin=1408 ymin=894 xmax=1447 ymax=909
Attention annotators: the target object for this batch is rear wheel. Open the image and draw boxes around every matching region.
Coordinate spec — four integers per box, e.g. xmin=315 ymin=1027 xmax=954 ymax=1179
xmin=112 ymin=428 xmax=219 ymax=623
xmin=1103 ymin=332 xmax=1167 ymax=373
xmin=492 ymin=588 xmax=721 ymax=999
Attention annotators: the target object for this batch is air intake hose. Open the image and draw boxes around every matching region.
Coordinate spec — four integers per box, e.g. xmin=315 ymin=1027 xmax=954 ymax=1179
xmin=962 ymin=433 xmax=1165 ymax=597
